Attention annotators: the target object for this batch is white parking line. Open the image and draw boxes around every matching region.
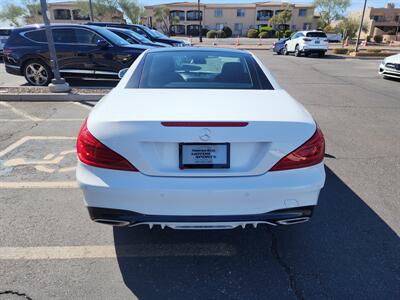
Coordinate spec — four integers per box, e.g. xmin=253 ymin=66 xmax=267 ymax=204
xmin=0 ymin=118 xmax=84 ymax=122
xmin=0 ymin=244 xmax=235 ymax=260
xmin=0 ymin=101 xmax=41 ymax=121
xmin=0 ymin=136 xmax=75 ymax=157
xmin=0 ymin=181 xmax=79 ymax=188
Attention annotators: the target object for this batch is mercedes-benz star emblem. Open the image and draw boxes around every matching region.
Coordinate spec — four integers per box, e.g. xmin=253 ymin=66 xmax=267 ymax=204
xmin=199 ymin=128 xmax=211 ymax=141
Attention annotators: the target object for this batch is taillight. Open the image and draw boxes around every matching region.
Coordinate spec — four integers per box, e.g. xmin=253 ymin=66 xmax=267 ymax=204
xmin=272 ymin=43 xmax=276 ymax=47
xmin=76 ymin=119 xmax=138 ymax=171
xmin=303 ymin=38 xmax=312 ymax=42
xmin=270 ymin=127 xmax=325 ymax=171
xmin=3 ymin=48 xmax=12 ymax=55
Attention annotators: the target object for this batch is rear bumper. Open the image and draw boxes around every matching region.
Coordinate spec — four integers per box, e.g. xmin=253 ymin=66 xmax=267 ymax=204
xmin=302 ymin=45 xmax=328 ymax=52
xmin=5 ymin=63 xmax=22 ymax=76
xmin=88 ymin=205 xmax=315 ymax=228
xmin=77 ymin=161 xmax=325 ymax=227
xmin=379 ymin=63 xmax=400 ymax=78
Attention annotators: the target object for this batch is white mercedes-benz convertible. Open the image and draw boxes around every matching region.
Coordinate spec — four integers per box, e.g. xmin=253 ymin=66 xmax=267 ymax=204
xmin=76 ymin=48 xmax=325 ymax=229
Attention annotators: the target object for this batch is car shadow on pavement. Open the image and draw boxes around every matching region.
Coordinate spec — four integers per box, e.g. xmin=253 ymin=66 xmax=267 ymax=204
xmin=113 ymin=166 xmax=400 ymax=300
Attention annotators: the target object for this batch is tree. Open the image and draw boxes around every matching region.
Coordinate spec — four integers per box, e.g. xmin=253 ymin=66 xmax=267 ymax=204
xmin=269 ymin=3 xmax=292 ymax=28
xmin=314 ymin=0 xmax=350 ymax=29
xmin=336 ymin=17 xmax=368 ymax=40
xmin=0 ymin=3 xmax=24 ymax=26
xmin=23 ymin=0 xmax=41 ymax=24
xmin=77 ymin=0 xmax=120 ymax=22
xmin=154 ymin=6 xmax=179 ymax=34
xmin=117 ymin=0 xmax=144 ymax=24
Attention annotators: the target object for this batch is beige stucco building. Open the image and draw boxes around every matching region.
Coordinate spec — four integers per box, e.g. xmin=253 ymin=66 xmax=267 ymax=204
xmin=25 ymin=1 xmax=124 ymax=24
xmin=144 ymin=1 xmax=319 ymax=36
xmin=366 ymin=3 xmax=400 ymax=41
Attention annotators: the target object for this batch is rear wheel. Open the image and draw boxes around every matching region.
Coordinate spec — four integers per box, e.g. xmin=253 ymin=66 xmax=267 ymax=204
xmin=23 ymin=59 xmax=53 ymax=86
xmin=283 ymin=45 xmax=289 ymax=56
xmin=294 ymin=45 xmax=301 ymax=57
xmin=318 ymin=51 xmax=325 ymax=58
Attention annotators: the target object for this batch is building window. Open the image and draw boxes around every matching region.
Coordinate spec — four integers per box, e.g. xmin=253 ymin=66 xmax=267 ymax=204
xmin=170 ymin=24 xmax=185 ymax=35
xmin=291 ymin=24 xmax=297 ymax=31
xmin=216 ymin=23 xmax=224 ymax=30
xmin=187 ymin=25 xmax=200 ymax=36
xmin=234 ymin=23 xmax=243 ymax=32
xmin=299 ymin=9 xmax=307 ymax=17
xmin=53 ymin=9 xmax=71 ymax=20
xmin=215 ymin=9 xmax=223 ymax=17
xmin=395 ymin=15 xmax=400 ymax=22
xmin=170 ymin=10 xmax=185 ymax=21
xmin=372 ymin=15 xmax=383 ymax=22
xmin=187 ymin=10 xmax=202 ymax=21
xmin=303 ymin=23 xmax=312 ymax=30
xmin=237 ymin=9 xmax=245 ymax=17
xmin=257 ymin=10 xmax=273 ymax=21
xmin=72 ymin=9 xmax=89 ymax=20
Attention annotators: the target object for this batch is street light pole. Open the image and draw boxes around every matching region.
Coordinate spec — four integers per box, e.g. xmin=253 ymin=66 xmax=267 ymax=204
xmin=198 ymin=0 xmax=202 ymax=42
xmin=355 ymin=0 xmax=367 ymax=52
xmin=89 ymin=0 xmax=94 ymax=22
xmin=39 ymin=0 xmax=70 ymax=92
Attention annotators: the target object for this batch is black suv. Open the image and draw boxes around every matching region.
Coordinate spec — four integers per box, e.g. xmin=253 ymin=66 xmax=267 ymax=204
xmin=3 ymin=24 xmax=153 ymax=86
xmin=86 ymin=22 xmax=188 ymax=47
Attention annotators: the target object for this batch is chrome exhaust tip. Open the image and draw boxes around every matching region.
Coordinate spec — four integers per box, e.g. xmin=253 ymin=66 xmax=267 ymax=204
xmin=93 ymin=218 xmax=130 ymax=226
xmin=276 ymin=217 xmax=310 ymax=225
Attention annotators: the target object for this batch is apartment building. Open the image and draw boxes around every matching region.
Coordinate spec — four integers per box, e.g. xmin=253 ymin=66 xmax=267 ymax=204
xmin=26 ymin=1 xmax=124 ymax=24
xmin=367 ymin=3 xmax=400 ymax=41
xmin=144 ymin=2 xmax=318 ymax=36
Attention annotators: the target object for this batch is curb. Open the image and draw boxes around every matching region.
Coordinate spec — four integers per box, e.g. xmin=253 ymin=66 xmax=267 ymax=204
xmin=0 ymin=93 xmax=104 ymax=101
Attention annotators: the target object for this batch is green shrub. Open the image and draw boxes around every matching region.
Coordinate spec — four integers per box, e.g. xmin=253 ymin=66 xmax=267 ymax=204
xmin=222 ymin=26 xmax=232 ymax=38
xmin=206 ymin=30 xmax=218 ymax=38
xmin=247 ymin=29 xmax=259 ymax=38
xmin=366 ymin=35 xmax=372 ymax=42
xmin=258 ymin=32 xmax=269 ymax=39
xmin=217 ymin=30 xmax=226 ymax=38
xmin=284 ymin=30 xmax=292 ymax=38
xmin=366 ymin=48 xmax=381 ymax=53
xmin=259 ymin=26 xmax=275 ymax=38
xmin=374 ymin=35 xmax=383 ymax=43
xmin=333 ymin=48 xmax=349 ymax=54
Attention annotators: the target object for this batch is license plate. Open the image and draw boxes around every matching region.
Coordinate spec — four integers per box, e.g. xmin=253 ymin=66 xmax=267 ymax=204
xmin=315 ymin=40 xmax=320 ymax=44
xmin=179 ymin=143 xmax=230 ymax=169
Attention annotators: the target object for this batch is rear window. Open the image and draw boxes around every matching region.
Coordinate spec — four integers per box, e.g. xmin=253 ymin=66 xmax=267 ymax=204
xmin=131 ymin=51 xmax=273 ymax=90
xmin=24 ymin=29 xmax=46 ymax=42
xmin=0 ymin=29 xmax=12 ymax=36
xmin=306 ymin=32 xmax=327 ymax=38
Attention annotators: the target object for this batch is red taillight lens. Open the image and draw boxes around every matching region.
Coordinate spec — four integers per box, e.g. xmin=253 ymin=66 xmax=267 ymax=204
xmin=303 ymin=38 xmax=312 ymax=42
xmin=270 ymin=128 xmax=325 ymax=171
xmin=76 ymin=119 xmax=138 ymax=171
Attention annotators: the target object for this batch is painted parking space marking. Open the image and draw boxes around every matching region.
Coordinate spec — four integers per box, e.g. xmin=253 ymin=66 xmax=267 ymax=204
xmin=0 ymin=101 xmax=41 ymax=121
xmin=0 ymin=244 xmax=235 ymax=260
xmin=0 ymin=136 xmax=77 ymax=188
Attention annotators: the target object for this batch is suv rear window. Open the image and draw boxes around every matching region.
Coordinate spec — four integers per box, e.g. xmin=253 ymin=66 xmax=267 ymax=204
xmin=130 ymin=51 xmax=273 ymax=90
xmin=24 ymin=30 xmax=47 ymax=42
xmin=306 ymin=32 xmax=327 ymax=38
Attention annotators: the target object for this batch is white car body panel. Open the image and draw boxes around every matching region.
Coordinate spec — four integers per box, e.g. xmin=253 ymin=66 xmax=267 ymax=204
xmin=285 ymin=31 xmax=328 ymax=53
xmin=77 ymin=48 xmax=326 ymax=229
xmin=379 ymin=53 xmax=400 ymax=79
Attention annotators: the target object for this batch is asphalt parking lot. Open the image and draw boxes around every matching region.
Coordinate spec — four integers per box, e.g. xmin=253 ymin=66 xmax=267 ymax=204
xmin=0 ymin=51 xmax=399 ymax=299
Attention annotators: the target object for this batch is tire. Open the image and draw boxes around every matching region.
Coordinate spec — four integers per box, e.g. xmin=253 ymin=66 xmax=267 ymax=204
xmin=294 ymin=45 xmax=301 ymax=57
xmin=23 ymin=59 xmax=53 ymax=86
xmin=283 ymin=45 xmax=289 ymax=56
xmin=318 ymin=51 xmax=325 ymax=58
xmin=277 ymin=48 xmax=284 ymax=55
xmin=304 ymin=52 xmax=309 ymax=57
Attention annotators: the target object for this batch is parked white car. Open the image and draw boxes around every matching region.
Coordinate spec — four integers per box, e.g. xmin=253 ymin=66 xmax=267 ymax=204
xmin=284 ymin=30 xmax=328 ymax=57
xmin=76 ymin=48 xmax=326 ymax=230
xmin=379 ymin=53 xmax=400 ymax=79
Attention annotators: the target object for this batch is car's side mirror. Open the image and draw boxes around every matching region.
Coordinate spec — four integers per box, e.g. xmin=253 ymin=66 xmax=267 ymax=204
xmin=96 ymin=39 xmax=109 ymax=49
xmin=118 ymin=68 xmax=129 ymax=79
